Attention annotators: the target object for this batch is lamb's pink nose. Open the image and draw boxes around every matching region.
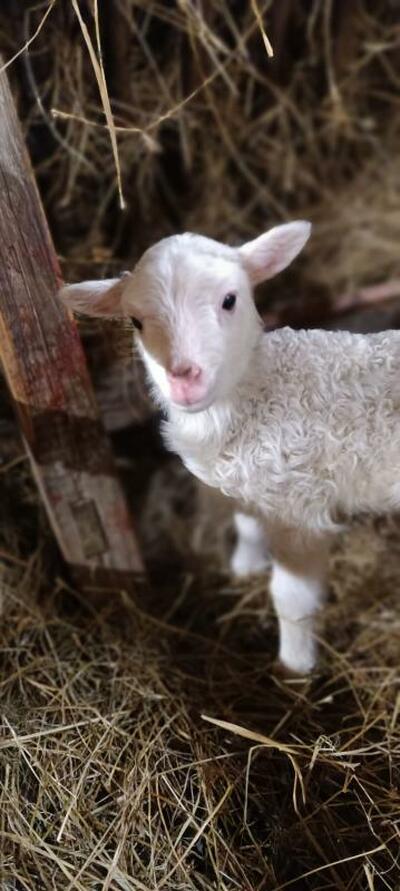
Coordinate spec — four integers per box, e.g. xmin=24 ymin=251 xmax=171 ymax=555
xmin=169 ymin=362 xmax=202 ymax=383
xmin=167 ymin=362 xmax=204 ymax=406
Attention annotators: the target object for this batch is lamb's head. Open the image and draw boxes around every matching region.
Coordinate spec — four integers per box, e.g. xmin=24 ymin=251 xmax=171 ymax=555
xmin=61 ymin=221 xmax=310 ymax=412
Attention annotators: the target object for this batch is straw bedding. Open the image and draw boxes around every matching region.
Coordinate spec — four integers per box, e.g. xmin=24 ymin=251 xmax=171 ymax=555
xmin=1 ymin=436 xmax=400 ymax=889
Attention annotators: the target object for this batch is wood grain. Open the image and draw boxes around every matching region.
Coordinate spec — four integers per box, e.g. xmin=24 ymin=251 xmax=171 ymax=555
xmin=0 ymin=59 xmax=143 ymax=583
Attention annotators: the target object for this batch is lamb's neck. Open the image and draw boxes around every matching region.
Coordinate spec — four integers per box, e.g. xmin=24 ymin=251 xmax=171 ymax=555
xmin=167 ymin=398 xmax=235 ymax=450
xmin=166 ymin=337 xmax=265 ymax=453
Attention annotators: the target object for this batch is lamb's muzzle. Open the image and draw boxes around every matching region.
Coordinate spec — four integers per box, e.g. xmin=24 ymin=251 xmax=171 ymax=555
xmin=167 ymin=362 xmax=205 ymax=407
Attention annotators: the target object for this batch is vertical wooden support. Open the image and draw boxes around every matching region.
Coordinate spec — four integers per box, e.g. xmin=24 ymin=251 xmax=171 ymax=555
xmin=0 ymin=61 xmax=143 ymax=587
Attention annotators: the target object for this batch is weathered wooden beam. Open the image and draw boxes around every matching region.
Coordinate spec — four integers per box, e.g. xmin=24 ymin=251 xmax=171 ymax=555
xmin=0 ymin=59 xmax=143 ymax=586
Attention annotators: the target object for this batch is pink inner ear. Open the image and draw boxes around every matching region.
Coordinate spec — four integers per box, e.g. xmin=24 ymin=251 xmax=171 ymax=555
xmin=240 ymin=238 xmax=282 ymax=285
xmin=97 ymin=279 xmax=126 ymax=315
xmin=240 ymin=222 xmax=311 ymax=285
xmin=60 ymin=276 xmax=129 ymax=318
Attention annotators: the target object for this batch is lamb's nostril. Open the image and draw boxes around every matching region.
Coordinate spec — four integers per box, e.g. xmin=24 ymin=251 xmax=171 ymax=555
xmin=189 ymin=364 xmax=202 ymax=381
xmin=170 ymin=363 xmax=201 ymax=381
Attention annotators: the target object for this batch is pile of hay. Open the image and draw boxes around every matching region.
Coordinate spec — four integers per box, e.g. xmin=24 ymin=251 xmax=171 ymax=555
xmin=2 ymin=0 xmax=400 ymax=311
xmin=1 ymin=434 xmax=400 ymax=889
xmin=1 ymin=2 xmax=400 ymax=888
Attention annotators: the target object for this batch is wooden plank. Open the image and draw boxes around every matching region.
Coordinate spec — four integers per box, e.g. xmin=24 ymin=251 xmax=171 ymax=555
xmin=0 ymin=59 xmax=144 ymax=585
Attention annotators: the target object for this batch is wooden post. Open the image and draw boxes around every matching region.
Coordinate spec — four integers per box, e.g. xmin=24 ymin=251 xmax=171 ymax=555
xmin=0 ymin=60 xmax=144 ymax=588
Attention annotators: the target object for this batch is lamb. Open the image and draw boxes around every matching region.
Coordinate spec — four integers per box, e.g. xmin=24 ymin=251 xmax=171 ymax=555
xmin=60 ymin=222 xmax=400 ymax=674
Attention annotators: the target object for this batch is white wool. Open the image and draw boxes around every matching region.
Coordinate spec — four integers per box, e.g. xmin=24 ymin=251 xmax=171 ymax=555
xmin=61 ymin=222 xmax=397 ymax=672
xmin=136 ymin=233 xmax=400 ymax=673
xmin=164 ymin=326 xmax=400 ymax=536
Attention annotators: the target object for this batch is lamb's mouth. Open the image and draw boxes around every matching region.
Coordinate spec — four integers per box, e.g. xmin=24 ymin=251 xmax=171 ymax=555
xmin=170 ymin=389 xmax=216 ymax=413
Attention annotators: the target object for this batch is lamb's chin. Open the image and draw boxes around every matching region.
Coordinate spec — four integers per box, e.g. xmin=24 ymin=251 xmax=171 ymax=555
xmin=170 ymin=393 xmax=216 ymax=414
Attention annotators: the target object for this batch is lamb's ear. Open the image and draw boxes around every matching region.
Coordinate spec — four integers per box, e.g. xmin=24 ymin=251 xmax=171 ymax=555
xmin=239 ymin=221 xmax=311 ymax=285
xmin=60 ymin=275 xmax=131 ymax=317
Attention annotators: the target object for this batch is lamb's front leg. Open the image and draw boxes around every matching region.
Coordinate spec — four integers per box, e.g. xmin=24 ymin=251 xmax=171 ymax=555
xmin=231 ymin=512 xmax=270 ymax=577
xmin=269 ymin=531 xmax=332 ymax=674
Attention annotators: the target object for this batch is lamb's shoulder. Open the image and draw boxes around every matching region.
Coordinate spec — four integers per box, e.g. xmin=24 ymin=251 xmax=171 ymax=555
xmin=162 ymin=326 xmax=400 ymax=530
xmin=163 ymin=383 xmax=323 ymax=525
xmin=163 ymin=329 xmax=344 ymax=493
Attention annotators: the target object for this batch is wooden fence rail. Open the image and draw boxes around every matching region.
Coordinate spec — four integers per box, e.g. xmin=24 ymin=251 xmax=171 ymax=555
xmin=0 ymin=59 xmax=143 ymax=589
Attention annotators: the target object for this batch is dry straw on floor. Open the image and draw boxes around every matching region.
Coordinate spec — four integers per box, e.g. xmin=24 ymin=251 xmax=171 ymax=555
xmin=1 ymin=1 xmax=400 ymax=888
xmin=1 ymin=448 xmax=400 ymax=889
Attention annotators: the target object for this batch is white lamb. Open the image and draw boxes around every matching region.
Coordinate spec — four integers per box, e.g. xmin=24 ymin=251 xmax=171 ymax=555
xmin=61 ymin=222 xmax=400 ymax=674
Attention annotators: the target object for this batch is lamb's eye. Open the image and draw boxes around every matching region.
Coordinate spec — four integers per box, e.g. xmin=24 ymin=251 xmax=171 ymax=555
xmin=131 ymin=317 xmax=143 ymax=332
xmin=222 ymin=293 xmax=236 ymax=311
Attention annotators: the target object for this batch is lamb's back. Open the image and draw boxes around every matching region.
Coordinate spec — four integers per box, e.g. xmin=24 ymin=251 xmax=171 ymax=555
xmin=260 ymin=327 xmax=400 ymax=407
xmin=231 ymin=328 xmax=400 ymax=528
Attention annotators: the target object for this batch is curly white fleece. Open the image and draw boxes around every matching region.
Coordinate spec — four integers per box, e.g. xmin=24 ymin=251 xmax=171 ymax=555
xmin=164 ymin=326 xmax=400 ymax=536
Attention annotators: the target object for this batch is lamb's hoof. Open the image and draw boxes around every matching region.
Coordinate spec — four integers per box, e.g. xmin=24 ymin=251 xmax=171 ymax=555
xmin=275 ymin=654 xmax=316 ymax=679
xmin=273 ymin=661 xmax=313 ymax=692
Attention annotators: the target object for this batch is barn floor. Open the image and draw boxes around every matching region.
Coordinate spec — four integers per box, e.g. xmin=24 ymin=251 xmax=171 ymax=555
xmin=0 ymin=413 xmax=399 ymax=891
